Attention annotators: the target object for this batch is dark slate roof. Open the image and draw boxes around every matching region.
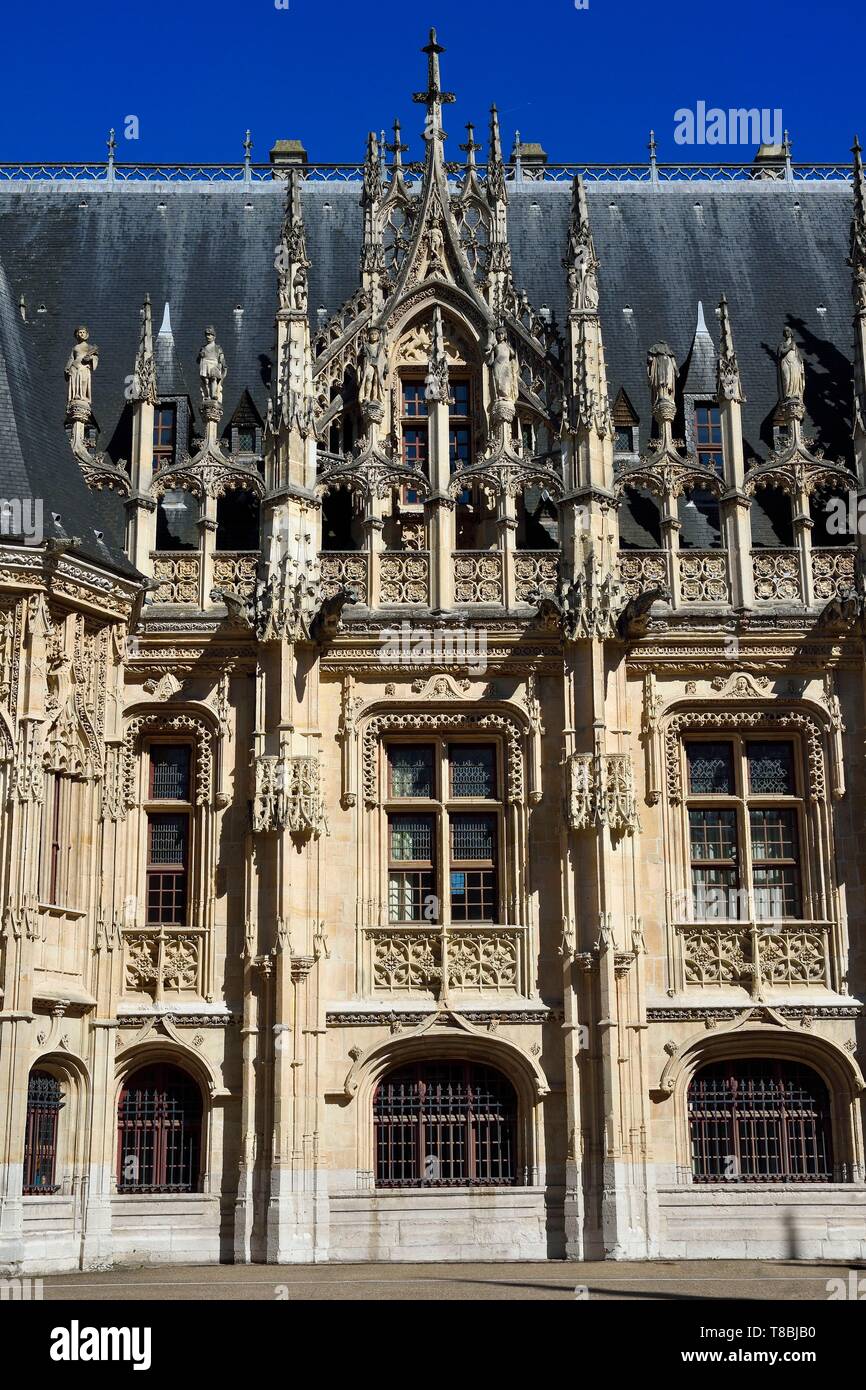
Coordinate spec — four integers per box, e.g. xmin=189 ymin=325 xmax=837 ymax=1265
xmin=0 ymin=177 xmax=856 ymax=571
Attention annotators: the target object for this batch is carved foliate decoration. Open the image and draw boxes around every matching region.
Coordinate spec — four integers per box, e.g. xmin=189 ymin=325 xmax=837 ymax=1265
xmin=251 ymin=750 xmax=328 ymax=839
xmin=565 ymin=751 xmax=640 ymax=835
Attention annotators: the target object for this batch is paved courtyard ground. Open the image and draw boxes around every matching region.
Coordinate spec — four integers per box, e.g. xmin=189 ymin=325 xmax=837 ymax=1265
xmin=34 ymin=1260 xmax=862 ymax=1300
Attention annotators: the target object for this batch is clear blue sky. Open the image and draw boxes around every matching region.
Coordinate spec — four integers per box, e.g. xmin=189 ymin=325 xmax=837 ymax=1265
xmin=0 ymin=0 xmax=859 ymax=166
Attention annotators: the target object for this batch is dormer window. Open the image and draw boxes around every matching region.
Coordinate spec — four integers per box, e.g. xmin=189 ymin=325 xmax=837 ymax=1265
xmin=695 ymin=404 xmax=723 ymax=476
xmin=153 ymin=406 xmax=176 ymax=468
xmin=612 ymin=387 xmax=640 ymax=459
xmin=614 ymin=425 xmax=637 ymax=454
xmin=237 ymin=427 xmax=256 ymax=454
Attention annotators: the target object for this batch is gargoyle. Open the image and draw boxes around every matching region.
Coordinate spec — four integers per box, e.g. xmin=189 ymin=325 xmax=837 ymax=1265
xmin=309 ymin=584 xmax=359 ymax=646
xmin=617 ymin=585 xmax=671 ymax=640
xmin=210 ymin=587 xmax=254 ymax=630
xmin=815 ymin=585 xmax=865 ymax=635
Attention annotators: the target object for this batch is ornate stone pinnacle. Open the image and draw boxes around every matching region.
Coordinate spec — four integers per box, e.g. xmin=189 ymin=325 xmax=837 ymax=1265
xmin=717 ymin=294 xmax=744 ymax=403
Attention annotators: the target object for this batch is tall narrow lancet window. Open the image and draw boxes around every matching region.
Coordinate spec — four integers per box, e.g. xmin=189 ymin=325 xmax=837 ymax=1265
xmin=152 ymin=405 xmax=176 ymax=468
xmin=145 ymin=744 xmax=193 ymax=927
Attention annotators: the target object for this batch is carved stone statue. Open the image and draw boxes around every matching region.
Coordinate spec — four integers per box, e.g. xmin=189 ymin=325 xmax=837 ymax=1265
xmin=778 ymin=326 xmax=805 ymax=404
xmin=646 ymin=341 xmax=678 ymax=418
xmin=486 ymin=325 xmax=519 ymax=416
xmin=568 ymin=241 xmax=599 ymax=313
xmin=425 ymin=218 xmax=445 ymax=273
xmin=198 ymin=327 xmax=227 ymax=406
xmin=65 ymin=326 xmax=99 ymax=409
xmin=292 ymin=270 xmax=308 ymax=314
xmin=359 ymin=327 xmax=387 ymax=406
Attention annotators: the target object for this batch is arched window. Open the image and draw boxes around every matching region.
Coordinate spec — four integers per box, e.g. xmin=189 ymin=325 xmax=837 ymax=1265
xmin=374 ymin=1061 xmax=517 ymax=1188
xmin=688 ymin=1059 xmax=832 ymax=1183
xmin=117 ymin=1063 xmax=202 ymax=1193
xmin=23 ymin=1070 xmax=63 ymax=1194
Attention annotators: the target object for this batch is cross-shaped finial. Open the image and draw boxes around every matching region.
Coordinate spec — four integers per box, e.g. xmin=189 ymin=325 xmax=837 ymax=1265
xmin=413 ymin=27 xmax=455 ymax=138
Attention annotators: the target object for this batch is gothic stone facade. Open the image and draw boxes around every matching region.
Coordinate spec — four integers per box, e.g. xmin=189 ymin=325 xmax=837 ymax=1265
xmin=2 ymin=36 xmax=866 ymax=1271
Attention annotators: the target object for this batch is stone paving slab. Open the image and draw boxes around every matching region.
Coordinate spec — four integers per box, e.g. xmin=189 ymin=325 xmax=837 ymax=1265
xmin=35 ymin=1260 xmax=865 ymax=1301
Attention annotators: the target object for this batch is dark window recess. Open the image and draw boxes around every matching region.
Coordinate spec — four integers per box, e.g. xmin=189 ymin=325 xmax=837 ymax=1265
xmin=216 ymin=490 xmax=260 ymax=551
xmin=810 ymin=489 xmax=854 ymax=548
xmin=751 ymin=486 xmax=794 ymax=549
xmin=688 ymin=1060 xmax=832 ymax=1183
xmin=117 ymin=1064 xmax=202 ymax=1193
xmin=23 ymin=1070 xmax=63 ymax=1194
xmin=374 ymin=1062 xmax=517 ymax=1187
xmin=517 ymin=487 xmax=559 ymax=550
xmin=156 ymin=488 xmax=200 ymax=551
xmin=678 ymin=488 xmax=722 ymax=550
xmin=321 ymin=489 xmax=359 ymax=551
xmin=695 ymin=405 xmax=724 ymax=475
xmin=619 ymin=486 xmax=663 ymax=549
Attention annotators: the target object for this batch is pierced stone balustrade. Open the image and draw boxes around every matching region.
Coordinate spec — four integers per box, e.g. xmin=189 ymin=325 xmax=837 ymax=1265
xmin=751 ymin=548 xmax=803 ymax=602
xmin=379 ymin=551 xmax=430 ymax=605
xmin=678 ymin=549 xmax=729 ymax=603
xmin=811 ymin=546 xmax=856 ymax=601
xmin=680 ymin=923 xmax=829 ymax=989
xmin=514 ymin=551 xmax=560 ymax=603
xmin=367 ymin=924 xmax=524 ymax=993
xmin=617 ymin=549 xmax=670 ymax=600
xmin=319 ymin=550 xmax=369 ymax=605
xmin=150 ymin=551 xmax=201 ymax=604
xmin=453 ymin=551 xmax=504 ymax=605
xmin=212 ymin=550 xmax=258 ymax=598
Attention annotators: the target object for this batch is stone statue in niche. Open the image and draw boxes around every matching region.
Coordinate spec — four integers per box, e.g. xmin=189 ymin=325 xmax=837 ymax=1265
xmin=359 ymin=327 xmax=387 ymax=407
xmin=778 ymin=326 xmax=805 ymax=405
xmin=198 ymin=327 xmax=227 ymax=406
xmin=568 ymin=242 xmax=599 ymax=313
xmin=65 ymin=326 xmax=99 ymax=409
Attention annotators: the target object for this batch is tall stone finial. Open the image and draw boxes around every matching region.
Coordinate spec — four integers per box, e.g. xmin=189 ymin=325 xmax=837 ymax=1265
xmin=646 ymin=342 xmax=678 ymax=423
xmin=131 ymin=293 xmax=158 ymax=405
xmin=564 ymin=175 xmax=600 ymax=313
xmin=198 ymin=326 xmax=227 ymax=421
xmin=487 ymin=104 xmax=506 ymax=202
xmin=461 ymin=122 xmax=480 ymax=173
xmin=850 ymin=136 xmax=866 ymax=315
xmin=777 ymin=326 xmax=805 ymax=412
xmin=362 ymin=130 xmax=383 ymax=207
xmin=276 ymin=167 xmax=310 ymax=313
xmin=717 ymin=294 xmax=743 ymax=402
xmin=65 ymin=325 xmax=99 ymax=420
xmin=387 ymin=118 xmax=408 ymax=177
xmin=413 ymin=28 xmax=455 ymax=143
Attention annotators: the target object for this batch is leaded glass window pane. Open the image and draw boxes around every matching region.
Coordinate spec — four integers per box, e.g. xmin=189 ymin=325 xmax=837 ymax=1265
xmin=450 ymin=745 xmax=496 ymax=799
xmin=451 ymin=813 xmax=496 ymax=860
xmin=689 ymin=808 xmax=737 ymax=861
xmin=749 ymin=808 xmax=797 ymax=860
xmin=389 ymin=745 xmax=434 ymax=799
xmin=747 ymin=741 xmax=795 ymax=795
xmin=686 ymin=741 xmax=734 ymax=794
xmin=150 ymin=745 xmax=191 ymax=801
xmin=389 ymin=814 xmax=434 ymax=862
